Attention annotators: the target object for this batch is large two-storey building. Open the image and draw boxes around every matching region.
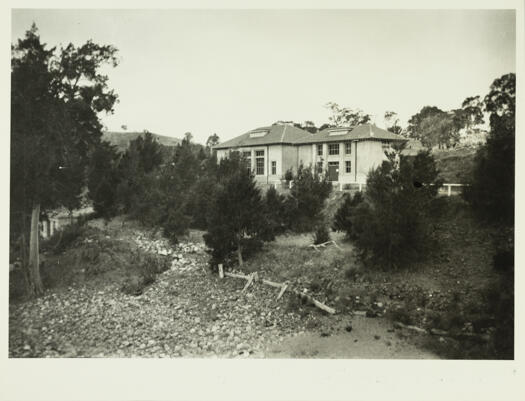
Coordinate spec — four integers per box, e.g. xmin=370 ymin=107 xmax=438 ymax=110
xmin=214 ymin=123 xmax=406 ymax=189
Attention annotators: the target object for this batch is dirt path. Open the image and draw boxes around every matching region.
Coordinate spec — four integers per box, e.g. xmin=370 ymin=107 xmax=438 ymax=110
xmin=9 ymin=218 xmax=438 ymax=359
xmin=264 ymin=316 xmax=438 ymax=359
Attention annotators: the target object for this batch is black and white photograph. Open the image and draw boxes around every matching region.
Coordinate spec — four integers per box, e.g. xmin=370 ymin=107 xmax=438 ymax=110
xmin=2 ymin=1 xmax=524 ymax=400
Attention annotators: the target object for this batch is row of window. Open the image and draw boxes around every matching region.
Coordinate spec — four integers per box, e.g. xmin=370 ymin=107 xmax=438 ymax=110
xmin=317 ymin=142 xmax=353 ymax=156
xmin=317 ymin=141 xmax=391 ymax=156
xmin=318 ymin=161 xmax=352 ymax=173
xmin=243 ymin=150 xmax=276 ymax=175
xmin=243 ymin=144 xmax=368 ymax=175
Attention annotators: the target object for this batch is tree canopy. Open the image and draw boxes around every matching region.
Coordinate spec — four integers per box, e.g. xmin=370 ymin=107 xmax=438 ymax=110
xmin=325 ymin=102 xmax=371 ymax=128
xmin=11 ymin=24 xmax=119 ymax=295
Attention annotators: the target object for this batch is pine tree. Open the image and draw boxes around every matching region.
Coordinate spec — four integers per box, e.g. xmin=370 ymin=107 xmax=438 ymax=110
xmin=11 ymin=25 xmax=118 ymax=295
xmin=351 ymin=150 xmax=442 ymax=269
xmin=287 ymin=164 xmax=332 ymax=232
xmin=464 ymin=73 xmax=515 ymax=224
xmin=87 ymin=141 xmax=121 ymax=219
xmin=204 ymin=152 xmax=268 ymax=268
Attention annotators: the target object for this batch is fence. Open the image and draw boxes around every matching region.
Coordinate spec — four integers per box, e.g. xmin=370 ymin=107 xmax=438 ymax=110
xmin=338 ymin=182 xmax=467 ymax=197
xmin=436 ymin=183 xmax=467 ymax=197
xmin=258 ymin=180 xmax=466 ymax=197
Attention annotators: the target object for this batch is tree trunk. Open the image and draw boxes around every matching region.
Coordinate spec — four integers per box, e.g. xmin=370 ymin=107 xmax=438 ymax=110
xmin=237 ymin=238 xmax=243 ymax=267
xmin=27 ymin=203 xmax=44 ymax=296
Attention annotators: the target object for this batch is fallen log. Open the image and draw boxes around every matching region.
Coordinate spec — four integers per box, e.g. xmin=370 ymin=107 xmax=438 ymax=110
xmin=221 ymin=270 xmax=336 ymax=314
xmin=393 ymin=321 xmax=428 ymax=334
xmin=429 ymin=328 xmax=448 ymax=336
xmin=291 ymin=290 xmax=336 ymax=314
xmin=310 ymin=297 xmax=336 ymax=314
xmin=309 ymin=240 xmax=343 ymax=251
xmin=242 ymin=272 xmax=258 ymax=292
xmin=277 ymin=284 xmax=288 ymax=300
xmin=262 ymin=278 xmax=283 ymax=288
xmin=331 ymin=240 xmax=342 ymax=250
xmin=224 ymin=272 xmax=250 ymax=280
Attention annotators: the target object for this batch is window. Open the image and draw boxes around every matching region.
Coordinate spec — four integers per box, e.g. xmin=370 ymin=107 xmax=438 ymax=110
xmin=328 ymin=129 xmax=349 ymax=136
xmin=328 ymin=143 xmax=340 ymax=155
xmin=346 ymin=160 xmax=351 ymax=173
xmin=317 ymin=144 xmax=323 ymax=156
xmin=271 ymin=161 xmax=276 ymax=175
xmin=255 ymin=150 xmax=265 ymax=175
xmin=249 ymin=130 xmax=268 ymax=138
xmin=345 ymin=142 xmax=352 ymax=155
xmin=242 ymin=151 xmax=251 ymax=170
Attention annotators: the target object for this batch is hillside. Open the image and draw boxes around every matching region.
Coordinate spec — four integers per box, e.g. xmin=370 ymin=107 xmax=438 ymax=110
xmin=102 ymin=131 xmax=181 ymax=152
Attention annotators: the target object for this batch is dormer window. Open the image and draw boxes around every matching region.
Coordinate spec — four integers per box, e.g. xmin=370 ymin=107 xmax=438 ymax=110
xmin=249 ymin=130 xmax=268 ymax=138
xmin=328 ymin=128 xmax=349 ymax=136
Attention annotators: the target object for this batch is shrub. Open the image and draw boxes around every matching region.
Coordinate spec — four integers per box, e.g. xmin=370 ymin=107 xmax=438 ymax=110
xmin=344 ymin=265 xmax=360 ymax=281
xmin=313 ymin=222 xmax=330 ymax=245
xmin=41 ymin=220 xmax=87 ymax=255
xmin=204 ymin=152 xmax=271 ymax=268
xmin=88 ymin=141 xmax=121 ymax=219
xmin=350 ymin=150 xmax=442 ymax=269
xmin=332 ymin=191 xmax=364 ymax=238
xmin=463 ymin=73 xmax=515 ymax=225
xmin=286 ymin=164 xmax=332 ymax=232
xmin=284 ymin=168 xmax=294 ymax=182
xmin=482 ymin=245 xmax=514 ymax=359
xmin=263 ymin=186 xmax=288 ymax=237
xmin=121 ymin=251 xmax=170 ymax=296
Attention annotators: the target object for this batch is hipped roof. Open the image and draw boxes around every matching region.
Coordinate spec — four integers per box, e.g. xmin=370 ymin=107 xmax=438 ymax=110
xmin=214 ymin=124 xmax=406 ymax=149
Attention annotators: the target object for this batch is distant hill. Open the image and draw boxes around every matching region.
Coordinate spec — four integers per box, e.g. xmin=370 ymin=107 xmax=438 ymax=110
xmin=102 ymin=131 xmax=181 ymax=152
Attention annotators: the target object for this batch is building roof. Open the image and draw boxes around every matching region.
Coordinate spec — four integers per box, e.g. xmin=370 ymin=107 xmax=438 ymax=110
xmin=214 ymin=123 xmax=406 ymax=149
xmin=292 ymin=124 xmax=407 ymax=145
xmin=213 ymin=124 xmax=312 ymax=149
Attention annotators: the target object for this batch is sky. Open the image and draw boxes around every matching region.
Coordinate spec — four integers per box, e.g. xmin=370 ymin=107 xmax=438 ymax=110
xmin=11 ymin=9 xmax=516 ymax=145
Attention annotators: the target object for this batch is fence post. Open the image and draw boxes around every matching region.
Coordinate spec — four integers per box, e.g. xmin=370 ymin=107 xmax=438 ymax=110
xmin=447 ymin=185 xmax=451 ymax=197
xmin=359 ymin=183 xmax=362 ymax=192
xmin=218 ymin=263 xmax=224 ymax=279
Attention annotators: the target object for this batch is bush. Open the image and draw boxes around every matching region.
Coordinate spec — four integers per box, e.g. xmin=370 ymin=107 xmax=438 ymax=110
xmin=88 ymin=141 xmax=121 ymax=219
xmin=313 ymin=222 xmax=330 ymax=245
xmin=332 ymin=191 xmax=364 ymax=238
xmin=483 ymin=245 xmax=514 ymax=359
xmin=344 ymin=265 xmax=360 ymax=281
xmin=463 ymin=73 xmax=514 ymax=225
xmin=121 ymin=251 xmax=170 ymax=296
xmin=204 ymin=152 xmax=271 ymax=268
xmin=284 ymin=168 xmax=294 ymax=182
xmin=350 ymin=150 xmax=442 ymax=269
xmin=263 ymin=186 xmax=288 ymax=237
xmin=41 ymin=220 xmax=87 ymax=255
xmin=286 ymin=164 xmax=332 ymax=232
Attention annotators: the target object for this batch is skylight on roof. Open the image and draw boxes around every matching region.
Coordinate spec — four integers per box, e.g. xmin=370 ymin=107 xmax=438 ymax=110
xmin=249 ymin=130 xmax=268 ymax=138
xmin=328 ymin=129 xmax=349 ymax=136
